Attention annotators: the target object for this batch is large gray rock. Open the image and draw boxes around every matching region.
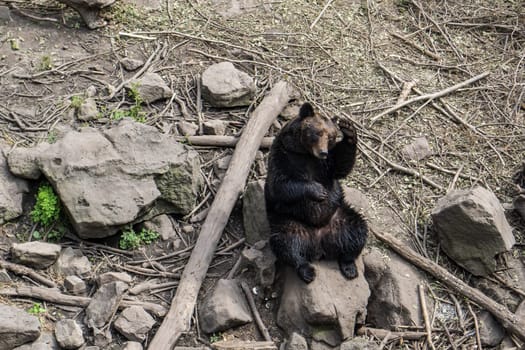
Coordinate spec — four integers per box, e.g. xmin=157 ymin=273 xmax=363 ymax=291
xmin=478 ymin=311 xmax=504 ymax=347
xmin=126 ymin=72 xmax=173 ymax=104
xmin=199 ymin=279 xmax=252 ymax=333
xmin=7 ymin=119 xmax=202 ymax=239
xmin=114 ymin=306 xmax=155 ymax=341
xmin=0 ymin=142 xmax=29 ymax=224
xmin=364 ymin=247 xmax=429 ymax=329
xmin=11 ymin=242 xmax=61 ymax=269
xmin=86 ymin=281 xmax=128 ymax=329
xmin=12 ymin=332 xmax=59 ymax=350
xmin=201 ymin=62 xmax=255 ymax=107
xmin=0 ymin=305 xmax=41 ymax=349
xmin=54 ymin=319 xmax=84 ymax=349
xmin=53 ymin=247 xmax=92 ymax=277
xmin=277 ymin=259 xmax=369 ymax=343
xmin=431 ymin=186 xmax=515 ymax=276
xmin=241 ymin=241 xmax=276 ymax=287
xmin=242 ymin=180 xmax=270 ymax=244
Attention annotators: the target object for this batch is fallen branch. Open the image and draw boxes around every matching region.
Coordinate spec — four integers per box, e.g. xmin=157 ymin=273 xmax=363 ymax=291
xmin=175 ymin=135 xmax=274 ymax=149
xmin=371 ymin=228 xmax=525 ymax=341
xmin=0 ymin=259 xmax=57 ymax=288
xmin=369 ymin=71 xmax=490 ymax=124
xmin=356 ymin=326 xmax=426 ymax=340
xmin=148 ymin=81 xmax=292 ymax=350
xmin=240 ymin=281 xmax=271 ymax=342
xmin=419 ymin=285 xmax=436 ymax=350
xmin=0 ymin=286 xmax=167 ymax=317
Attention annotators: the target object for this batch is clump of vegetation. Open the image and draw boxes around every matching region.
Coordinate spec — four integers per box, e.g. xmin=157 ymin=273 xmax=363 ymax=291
xmin=40 ymin=55 xmax=53 ymax=71
xmin=27 ymin=303 xmax=46 ymax=315
xmin=119 ymin=228 xmax=159 ymax=250
xmin=209 ymin=333 xmax=223 ymax=343
xmin=31 ymin=184 xmax=60 ymax=227
xmin=70 ymin=95 xmax=84 ymax=109
xmin=110 ymin=83 xmax=146 ymax=123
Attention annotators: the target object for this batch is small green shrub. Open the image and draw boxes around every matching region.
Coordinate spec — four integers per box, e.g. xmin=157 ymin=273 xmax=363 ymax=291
xmin=209 ymin=333 xmax=222 ymax=343
xmin=70 ymin=95 xmax=84 ymax=109
xmin=27 ymin=303 xmax=46 ymax=315
xmin=119 ymin=228 xmax=159 ymax=250
xmin=31 ymin=184 xmax=60 ymax=226
xmin=40 ymin=55 xmax=53 ymax=71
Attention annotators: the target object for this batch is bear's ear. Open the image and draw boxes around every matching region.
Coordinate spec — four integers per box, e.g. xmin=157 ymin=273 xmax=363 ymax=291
xmin=299 ymin=102 xmax=314 ymax=119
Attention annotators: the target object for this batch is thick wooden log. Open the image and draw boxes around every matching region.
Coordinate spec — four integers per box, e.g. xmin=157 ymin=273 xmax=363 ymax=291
xmin=175 ymin=135 xmax=275 ymax=149
xmin=371 ymin=228 xmax=525 ymax=342
xmin=148 ymin=81 xmax=291 ymax=350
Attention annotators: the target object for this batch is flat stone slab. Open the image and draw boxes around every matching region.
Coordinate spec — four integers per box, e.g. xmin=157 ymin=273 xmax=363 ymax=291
xmin=0 ymin=305 xmax=41 ymax=349
xmin=11 ymin=241 xmax=61 ymax=269
xmin=114 ymin=306 xmax=155 ymax=341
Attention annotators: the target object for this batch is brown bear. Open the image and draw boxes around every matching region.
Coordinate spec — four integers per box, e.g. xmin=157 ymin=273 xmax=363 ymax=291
xmin=265 ymin=102 xmax=367 ymax=283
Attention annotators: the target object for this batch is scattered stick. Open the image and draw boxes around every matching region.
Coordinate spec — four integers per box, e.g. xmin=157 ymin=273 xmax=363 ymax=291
xmin=175 ymin=136 xmax=274 ymax=149
xmin=310 ymin=0 xmax=335 ymax=29
xmin=240 ymin=281 xmax=272 ymax=342
xmin=391 ymin=32 xmax=441 ymax=61
xmin=371 ymin=228 xmax=525 ymax=341
xmin=419 ymin=285 xmax=436 ymax=350
xmin=356 ymin=327 xmax=426 ymax=340
xmin=0 ymin=259 xmax=57 ymax=288
xmin=468 ymin=303 xmax=483 ymax=350
xmin=369 ymin=71 xmax=490 ymax=124
xmin=148 ymin=81 xmax=291 ymax=350
xmin=212 ymin=340 xmax=277 ymax=350
xmin=396 ymin=80 xmax=417 ymax=105
xmin=449 ymin=293 xmax=466 ymax=333
xmin=0 ymin=286 xmax=167 ymax=317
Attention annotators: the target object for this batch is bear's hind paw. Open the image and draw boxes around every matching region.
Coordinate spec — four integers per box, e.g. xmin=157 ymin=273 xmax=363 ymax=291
xmin=297 ymin=264 xmax=316 ymax=284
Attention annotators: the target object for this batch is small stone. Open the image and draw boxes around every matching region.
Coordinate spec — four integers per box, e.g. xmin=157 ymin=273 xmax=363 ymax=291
xmin=86 ymin=281 xmax=128 ymax=329
xmin=86 ymin=85 xmax=97 ymax=98
xmin=478 ymin=311 xmax=505 ymax=347
xmin=177 ymin=121 xmax=199 ymax=137
xmin=54 ymin=319 xmax=84 ymax=349
xmin=401 ymin=137 xmax=432 ymax=161
xmin=122 ymin=341 xmax=143 ymax=350
xmin=202 ymin=120 xmax=228 ymax=136
xmin=93 ymin=327 xmax=112 ymax=348
xmin=11 ymin=241 xmax=61 ymax=269
xmin=120 ymin=58 xmax=144 ymax=71
xmin=126 ymin=72 xmax=172 ymax=104
xmin=78 ymin=97 xmax=99 ymax=121
xmin=181 ymin=225 xmax=194 ymax=234
xmin=143 ymin=214 xmax=176 ymax=241
xmin=201 ymin=62 xmax=255 ymax=107
xmin=0 ymin=305 xmax=40 ymax=349
xmin=114 ymin=306 xmax=156 ymax=341
xmin=199 ymin=279 xmax=252 ymax=333
xmin=214 ymin=155 xmax=231 ymax=178
xmin=53 ymin=247 xmax=92 ymax=277
xmin=241 ymin=241 xmax=276 ymax=287
xmin=64 ymin=275 xmax=87 ymax=295
xmin=242 ymin=180 xmax=271 ymax=244
xmin=97 ymin=271 xmax=133 ymax=286
xmin=285 ymin=332 xmax=307 ymax=350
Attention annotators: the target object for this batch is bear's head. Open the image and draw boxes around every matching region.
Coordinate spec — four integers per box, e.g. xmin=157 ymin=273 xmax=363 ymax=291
xmin=297 ymin=102 xmax=338 ymax=160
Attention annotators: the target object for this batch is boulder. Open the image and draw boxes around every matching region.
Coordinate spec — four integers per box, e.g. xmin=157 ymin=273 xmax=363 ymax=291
xmin=64 ymin=275 xmax=87 ymax=295
xmin=53 ymin=247 xmax=91 ymax=277
xmin=0 ymin=142 xmax=29 ymax=224
xmin=242 ymin=180 xmax=271 ymax=244
xmin=86 ymin=281 xmax=128 ymax=329
xmin=114 ymin=306 xmax=155 ymax=342
xmin=277 ymin=259 xmax=369 ymax=342
xmin=478 ymin=311 xmax=504 ymax=347
xmin=54 ymin=319 xmax=84 ymax=349
xmin=97 ymin=271 xmax=133 ymax=286
xmin=241 ymin=241 xmax=276 ymax=287
xmin=11 ymin=241 xmax=61 ymax=269
xmin=126 ymin=72 xmax=172 ymax=104
xmin=0 ymin=305 xmax=40 ymax=349
xmin=12 ymin=332 xmax=59 ymax=350
xmin=7 ymin=119 xmax=202 ymax=239
xmin=401 ymin=137 xmax=432 ymax=161
xmin=142 ymin=214 xmax=176 ymax=241
xmin=431 ymin=186 xmax=515 ymax=276
xmin=199 ymin=278 xmax=252 ymax=333
xmin=201 ymin=62 xmax=255 ymax=107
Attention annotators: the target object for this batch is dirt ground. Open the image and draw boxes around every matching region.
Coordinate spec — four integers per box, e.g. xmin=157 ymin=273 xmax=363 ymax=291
xmin=0 ymin=0 xmax=524 ymax=349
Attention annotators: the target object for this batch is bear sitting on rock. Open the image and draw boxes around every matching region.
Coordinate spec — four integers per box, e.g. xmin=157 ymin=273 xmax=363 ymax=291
xmin=265 ymin=102 xmax=367 ymax=283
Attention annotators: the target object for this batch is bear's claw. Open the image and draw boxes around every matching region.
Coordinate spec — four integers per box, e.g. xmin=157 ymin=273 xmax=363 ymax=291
xmin=338 ymin=119 xmax=357 ymax=144
xmin=339 ymin=260 xmax=358 ymax=280
xmin=297 ymin=264 xmax=316 ymax=283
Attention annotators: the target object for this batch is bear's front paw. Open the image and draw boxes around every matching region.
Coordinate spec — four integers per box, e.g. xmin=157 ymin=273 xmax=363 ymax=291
xmin=338 ymin=119 xmax=357 ymax=145
xmin=309 ymin=183 xmax=328 ymax=202
xmin=297 ymin=264 xmax=316 ymax=283
xmin=339 ymin=259 xmax=358 ymax=280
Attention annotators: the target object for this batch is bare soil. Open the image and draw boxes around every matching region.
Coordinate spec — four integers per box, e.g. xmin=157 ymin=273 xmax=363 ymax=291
xmin=0 ymin=0 xmax=524 ymax=349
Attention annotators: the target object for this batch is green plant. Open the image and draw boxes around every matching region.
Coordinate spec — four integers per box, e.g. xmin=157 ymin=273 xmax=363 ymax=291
xmin=27 ymin=303 xmax=46 ymax=315
xmin=47 ymin=130 xmax=58 ymax=144
xmin=40 ymin=55 xmax=53 ymax=71
xmin=70 ymin=95 xmax=84 ymax=109
xmin=46 ymin=229 xmax=65 ymax=242
xmin=119 ymin=228 xmax=159 ymax=250
xmin=209 ymin=333 xmax=222 ymax=343
xmin=31 ymin=184 xmax=60 ymax=226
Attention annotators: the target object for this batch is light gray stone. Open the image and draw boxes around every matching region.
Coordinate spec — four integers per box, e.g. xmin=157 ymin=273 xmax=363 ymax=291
xmin=241 ymin=241 xmax=275 ymax=287
xmin=86 ymin=281 xmax=128 ymax=328
xmin=401 ymin=137 xmax=432 ymax=161
xmin=97 ymin=271 xmax=133 ymax=286
xmin=177 ymin=121 xmax=199 ymax=137
xmin=343 ymin=187 xmax=370 ymax=215
xmin=0 ymin=305 xmax=41 ymax=349
xmin=54 ymin=319 xmax=84 ymax=349
xmin=120 ymin=58 xmax=144 ymax=71
xmin=64 ymin=275 xmax=87 ymax=295
xmin=277 ymin=259 xmax=369 ymax=341
xmin=0 ymin=142 xmax=29 ymax=224
xmin=431 ymin=186 xmax=515 ymax=276
xmin=77 ymin=98 xmax=98 ymax=121
xmin=12 ymin=332 xmax=59 ymax=350
xmin=7 ymin=119 xmax=202 ymax=239
xmin=199 ymin=279 xmax=252 ymax=333
xmin=478 ymin=311 xmax=505 ymax=347
xmin=126 ymin=72 xmax=172 ymax=104
xmin=11 ymin=241 xmax=61 ymax=269
xmin=285 ymin=332 xmax=307 ymax=350
xmin=86 ymin=86 xmax=97 ymax=98
xmin=201 ymin=62 xmax=255 ymax=107
xmin=202 ymin=120 xmax=228 ymax=136
xmin=364 ymin=247 xmax=429 ymax=329
xmin=114 ymin=306 xmax=155 ymax=341
xmin=340 ymin=338 xmax=379 ymax=350
xmin=53 ymin=248 xmax=92 ymax=277
xmin=242 ymin=180 xmax=271 ymax=244
xmin=122 ymin=341 xmax=143 ymax=350
xmin=142 ymin=214 xmax=176 ymax=241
